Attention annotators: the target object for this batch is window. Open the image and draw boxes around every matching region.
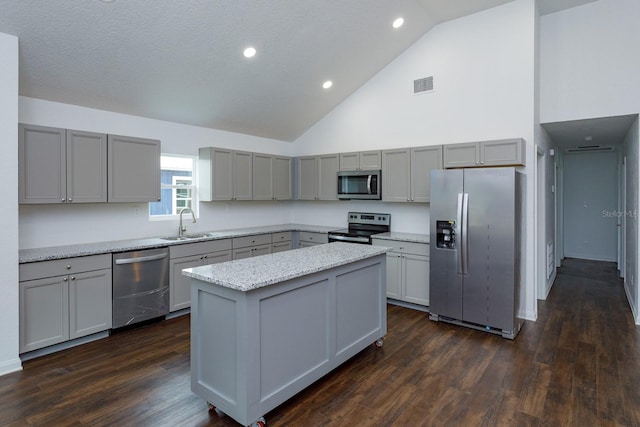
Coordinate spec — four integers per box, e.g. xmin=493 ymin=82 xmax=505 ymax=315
xmin=149 ymin=155 xmax=197 ymax=219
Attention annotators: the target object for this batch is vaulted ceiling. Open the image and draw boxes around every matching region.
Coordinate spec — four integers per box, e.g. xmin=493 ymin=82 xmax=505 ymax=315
xmin=0 ymin=0 xmax=597 ymax=141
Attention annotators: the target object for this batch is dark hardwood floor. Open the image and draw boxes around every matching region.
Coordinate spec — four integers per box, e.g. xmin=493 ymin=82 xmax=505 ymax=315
xmin=2 ymin=258 xmax=639 ymax=426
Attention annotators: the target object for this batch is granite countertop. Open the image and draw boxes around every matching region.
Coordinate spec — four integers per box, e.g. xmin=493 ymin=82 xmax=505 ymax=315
xmin=19 ymin=224 xmax=340 ymax=263
xmin=371 ymin=232 xmax=429 ymax=244
xmin=183 ymin=242 xmax=390 ymax=292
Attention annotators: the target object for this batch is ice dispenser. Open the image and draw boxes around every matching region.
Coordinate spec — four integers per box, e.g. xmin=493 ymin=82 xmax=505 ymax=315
xmin=436 ymin=221 xmax=456 ymax=249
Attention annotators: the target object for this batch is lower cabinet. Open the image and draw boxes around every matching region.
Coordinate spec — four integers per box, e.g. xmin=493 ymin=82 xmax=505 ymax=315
xmin=232 ymin=234 xmax=272 ymax=260
xmin=169 ymin=239 xmax=232 ymax=312
xmin=19 ymin=254 xmax=112 ymax=353
xmin=372 ymin=239 xmax=430 ymax=307
xmin=297 ymin=231 xmax=328 ymax=248
xmin=271 ymin=231 xmax=293 ymax=253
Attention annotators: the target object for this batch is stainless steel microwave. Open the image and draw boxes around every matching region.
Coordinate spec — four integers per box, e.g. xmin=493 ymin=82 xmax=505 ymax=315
xmin=337 ymin=170 xmax=381 ymax=200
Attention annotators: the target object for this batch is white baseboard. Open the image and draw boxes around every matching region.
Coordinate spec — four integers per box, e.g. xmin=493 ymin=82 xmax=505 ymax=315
xmin=0 ymin=357 xmax=22 ymax=377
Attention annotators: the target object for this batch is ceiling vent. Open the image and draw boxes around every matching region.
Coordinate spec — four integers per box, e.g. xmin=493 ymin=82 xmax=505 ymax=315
xmin=413 ymin=76 xmax=434 ymax=95
xmin=566 ymin=145 xmax=614 ymax=153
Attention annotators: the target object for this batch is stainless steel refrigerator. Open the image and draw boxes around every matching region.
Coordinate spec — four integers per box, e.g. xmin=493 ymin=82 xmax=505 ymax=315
xmin=429 ymin=167 xmax=523 ymax=339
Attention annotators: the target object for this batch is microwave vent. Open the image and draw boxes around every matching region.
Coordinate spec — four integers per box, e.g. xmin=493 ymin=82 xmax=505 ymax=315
xmin=414 ymin=76 xmax=434 ymax=95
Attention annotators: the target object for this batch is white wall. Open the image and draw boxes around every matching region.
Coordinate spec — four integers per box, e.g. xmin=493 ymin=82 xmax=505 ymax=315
xmin=622 ymin=117 xmax=639 ymax=322
xmin=292 ymin=0 xmax=538 ymax=320
xmin=19 ymin=98 xmax=297 ymax=248
xmin=0 ymin=32 xmax=21 ymax=375
xmin=540 ymin=0 xmax=640 ymax=122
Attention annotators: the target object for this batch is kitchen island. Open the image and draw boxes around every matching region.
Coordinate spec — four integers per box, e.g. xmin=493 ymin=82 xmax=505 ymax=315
xmin=183 ymin=242 xmax=390 ymax=427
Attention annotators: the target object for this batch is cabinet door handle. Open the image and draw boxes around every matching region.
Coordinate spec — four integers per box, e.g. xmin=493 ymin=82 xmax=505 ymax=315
xmin=66 ymin=265 xmax=71 ymax=269
xmin=203 ymin=255 xmax=208 ymax=259
xmin=70 ymin=276 xmax=75 ymax=281
xmin=61 ymin=198 xmax=66 ymax=202
xmin=63 ymin=277 xmax=68 ymax=282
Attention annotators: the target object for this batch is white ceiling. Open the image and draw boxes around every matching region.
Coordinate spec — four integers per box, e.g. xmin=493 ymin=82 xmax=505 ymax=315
xmin=542 ymin=115 xmax=638 ymax=150
xmin=0 ymin=0 xmax=597 ymax=142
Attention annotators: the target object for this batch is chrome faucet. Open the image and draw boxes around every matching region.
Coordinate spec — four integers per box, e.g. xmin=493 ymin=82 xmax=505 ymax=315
xmin=178 ymin=207 xmax=196 ymax=237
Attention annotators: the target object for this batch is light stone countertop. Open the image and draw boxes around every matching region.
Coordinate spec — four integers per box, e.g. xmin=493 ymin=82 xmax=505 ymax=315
xmin=19 ymin=224 xmax=340 ymax=263
xmin=371 ymin=232 xmax=429 ymax=244
xmin=183 ymin=242 xmax=390 ymax=291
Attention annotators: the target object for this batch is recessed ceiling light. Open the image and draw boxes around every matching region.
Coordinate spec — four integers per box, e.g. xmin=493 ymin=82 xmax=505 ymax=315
xmin=322 ymin=81 xmax=333 ymax=89
xmin=99 ymin=0 xmax=115 ymax=3
xmin=392 ymin=17 xmax=404 ymax=29
xmin=243 ymin=47 xmax=256 ymax=58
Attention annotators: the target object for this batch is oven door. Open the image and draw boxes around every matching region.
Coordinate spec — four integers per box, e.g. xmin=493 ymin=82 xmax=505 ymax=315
xmin=337 ymin=170 xmax=381 ymax=200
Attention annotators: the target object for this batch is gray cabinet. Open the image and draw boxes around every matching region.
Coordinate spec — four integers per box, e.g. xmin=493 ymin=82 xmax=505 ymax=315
xmin=297 ymin=231 xmax=328 ymax=248
xmin=271 ymin=231 xmax=293 ymax=253
xmin=443 ymin=138 xmax=525 ymax=168
xmin=372 ymin=239 xmax=429 ymax=307
xmin=296 ymin=154 xmax=339 ymax=200
xmin=19 ymin=254 xmax=112 ymax=353
xmin=199 ymin=147 xmax=253 ymax=201
xmin=253 ymin=154 xmax=292 ymax=200
xmin=382 ymin=146 xmax=442 ymax=203
xmin=339 ymin=150 xmax=381 ymax=171
xmin=273 ymin=156 xmax=292 ymax=200
xmin=19 ymin=124 xmax=107 ymax=204
xmin=169 ymin=239 xmax=232 ymax=312
xmin=108 ymin=134 xmax=161 ymax=202
xmin=232 ymin=234 xmax=272 ymax=259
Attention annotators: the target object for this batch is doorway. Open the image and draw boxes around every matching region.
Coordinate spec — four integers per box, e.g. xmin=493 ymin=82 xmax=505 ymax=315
xmin=562 ymin=148 xmax=618 ymax=262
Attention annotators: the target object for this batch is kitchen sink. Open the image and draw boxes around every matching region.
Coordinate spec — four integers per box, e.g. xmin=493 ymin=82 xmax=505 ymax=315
xmin=161 ymin=233 xmax=211 ymax=241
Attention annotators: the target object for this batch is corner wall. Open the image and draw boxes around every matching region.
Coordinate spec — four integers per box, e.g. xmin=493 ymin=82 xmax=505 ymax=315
xmin=622 ymin=117 xmax=639 ymax=322
xmin=0 ymin=32 xmax=21 ymax=375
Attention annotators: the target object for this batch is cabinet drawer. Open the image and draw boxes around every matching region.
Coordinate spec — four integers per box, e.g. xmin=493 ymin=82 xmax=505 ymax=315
xmin=271 ymin=231 xmax=292 ymax=242
xmin=298 ymin=231 xmax=328 ymax=244
xmin=372 ymin=239 xmax=428 ymax=256
xmin=170 ymin=239 xmax=232 ymax=259
xmin=20 ymin=254 xmax=112 ymax=282
xmin=233 ymin=233 xmax=272 ymax=249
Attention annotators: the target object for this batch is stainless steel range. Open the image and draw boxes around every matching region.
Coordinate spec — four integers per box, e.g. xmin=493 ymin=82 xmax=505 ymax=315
xmin=328 ymin=212 xmax=391 ymax=245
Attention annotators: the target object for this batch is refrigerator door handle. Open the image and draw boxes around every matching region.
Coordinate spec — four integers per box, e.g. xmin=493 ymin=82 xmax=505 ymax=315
xmin=456 ymin=193 xmax=464 ymax=274
xmin=461 ymin=193 xmax=469 ymax=275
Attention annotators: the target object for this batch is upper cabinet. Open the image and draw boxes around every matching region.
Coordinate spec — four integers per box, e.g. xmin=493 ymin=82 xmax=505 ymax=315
xmin=296 ymin=154 xmax=339 ymax=200
xmin=199 ymin=147 xmax=253 ymax=201
xmin=107 ymin=134 xmax=161 ymax=202
xmin=339 ymin=150 xmax=381 ymax=171
xmin=382 ymin=146 xmax=442 ymax=203
xmin=443 ymin=138 xmax=525 ymax=168
xmin=19 ymin=124 xmax=160 ymax=204
xmin=253 ymin=153 xmax=292 ymax=200
xmin=19 ymin=124 xmax=108 ymax=204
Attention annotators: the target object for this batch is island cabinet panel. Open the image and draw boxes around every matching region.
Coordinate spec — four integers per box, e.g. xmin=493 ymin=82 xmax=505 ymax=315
xmin=189 ymin=253 xmax=387 ymax=427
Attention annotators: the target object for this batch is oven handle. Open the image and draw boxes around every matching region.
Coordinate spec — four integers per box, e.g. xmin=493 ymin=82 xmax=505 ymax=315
xmin=328 ymin=234 xmax=370 ymax=244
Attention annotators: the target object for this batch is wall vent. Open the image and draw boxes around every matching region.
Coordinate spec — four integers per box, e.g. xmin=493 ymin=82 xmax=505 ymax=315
xmin=413 ymin=76 xmax=434 ymax=95
xmin=566 ymin=146 xmax=614 ymax=153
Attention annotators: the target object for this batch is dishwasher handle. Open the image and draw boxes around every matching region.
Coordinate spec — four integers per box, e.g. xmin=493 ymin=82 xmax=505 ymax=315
xmin=114 ymin=253 xmax=168 ymax=265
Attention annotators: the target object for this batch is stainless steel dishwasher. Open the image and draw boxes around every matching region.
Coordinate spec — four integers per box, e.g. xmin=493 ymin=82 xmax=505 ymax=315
xmin=112 ymin=247 xmax=170 ymax=328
